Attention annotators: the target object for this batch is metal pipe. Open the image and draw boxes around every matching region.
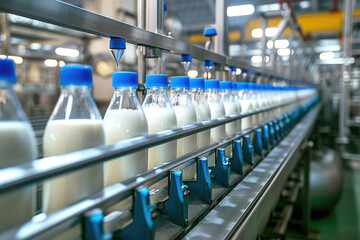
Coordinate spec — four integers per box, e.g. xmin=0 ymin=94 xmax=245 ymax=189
xmin=338 ymin=0 xmax=354 ymax=143
xmin=214 ymin=0 xmax=228 ymax=56
xmin=137 ymin=0 xmax=146 ymax=102
xmin=1 ymin=13 xmax=9 ymax=55
xmin=260 ymin=16 xmax=267 ymax=69
xmin=0 ymin=97 xmax=309 ymax=195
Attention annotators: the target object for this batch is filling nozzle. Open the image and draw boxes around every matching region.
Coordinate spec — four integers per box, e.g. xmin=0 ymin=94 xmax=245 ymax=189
xmin=110 ymin=37 xmax=126 ymax=70
xmin=203 ymin=26 xmax=217 ymax=51
xmin=181 ymin=54 xmax=192 ymax=74
xmin=204 ymin=60 xmax=214 ymax=79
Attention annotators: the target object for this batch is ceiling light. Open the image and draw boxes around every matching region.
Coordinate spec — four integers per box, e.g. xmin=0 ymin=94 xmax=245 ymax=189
xmin=187 ymin=70 xmax=198 ymax=78
xmin=319 ymin=51 xmax=335 ymax=60
xmin=44 ymin=59 xmax=58 ymax=67
xmin=251 ymin=28 xmax=263 ymax=38
xmin=251 ymin=55 xmax=270 ymax=63
xmin=299 ymin=1 xmax=311 ymax=9
xmin=227 ymin=4 xmax=255 ymax=17
xmin=236 ymin=68 xmax=242 ymax=75
xmin=0 ymin=55 xmax=23 ymax=64
xmin=58 ymin=60 xmax=66 ymax=67
xmin=265 ymin=27 xmax=278 ymax=37
xmin=277 ymin=48 xmax=291 ymax=56
xmin=55 ymin=47 xmax=80 ymax=58
xmin=267 ymin=40 xmax=274 ymax=49
xmin=319 ymin=57 xmax=355 ymax=65
xmin=274 ymin=39 xmax=289 ymax=49
xmin=257 ymin=3 xmax=280 ymax=12
xmin=29 ymin=43 xmax=41 ymax=50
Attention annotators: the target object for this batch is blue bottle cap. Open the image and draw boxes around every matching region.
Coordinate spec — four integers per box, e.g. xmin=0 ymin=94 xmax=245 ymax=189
xmin=146 ymin=74 xmax=168 ymax=88
xmin=236 ymin=82 xmax=247 ymax=90
xmin=164 ymin=0 xmax=168 ymax=11
xmin=181 ymin=54 xmax=192 ymax=63
xmin=110 ymin=37 xmax=126 ymax=49
xmin=204 ymin=27 xmax=217 ymax=37
xmin=232 ymin=82 xmax=237 ymax=89
xmin=231 ymin=66 xmax=237 ymax=72
xmin=247 ymin=82 xmax=256 ymax=90
xmin=60 ymin=65 xmax=93 ymax=87
xmin=204 ymin=79 xmax=219 ymax=90
xmin=0 ymin=58 xmax=17 ymax=84
xmin=242 ymin=69 xmax=248 ymax=73
xmin=204 ymin=60 xmax=214 ymax=67
xmin=170 ymin=76 xmax=190 ymax=89
xmin=219 ymin=81 xmax=233 ymax=90
xmin=189 ymin=78 xmax=205 ymax=89
xmin=112 ymin=71 xmax=138 ymax=88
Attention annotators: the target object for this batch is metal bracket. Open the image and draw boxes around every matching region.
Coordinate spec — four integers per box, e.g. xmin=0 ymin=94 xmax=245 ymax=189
xmin=253 ymin=129 xmax=263 ymax=157
xmin=186 ymin=158 xmax=212 ymax=204
xmin=231 ymin=140 xmax=243 ymax=174
xmin=268 ymin=122 xmax=275 ymax=146
xmin=119 ymin=187 xmax=154 ymax=240
xmin=242 ymin=135 xmax=254 ymax=165
xmin=163 ymin=171 xmax=189 ymax=226
xmin=262 ymin=125 xmax=270 ymax=151
xmin=273 ymin=120 xmax=280 ymax=142
xmin=83 ymin=208 xmax=104 ymax=240
xmin=211 ymin=148 xmax=230 ymax=187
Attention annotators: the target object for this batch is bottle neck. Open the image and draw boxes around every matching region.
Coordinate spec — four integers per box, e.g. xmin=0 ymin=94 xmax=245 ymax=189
xmin=60 ymin=85 xmax=91 ymax=95
xmin=146 ymin=87 xmax=167 ymax=95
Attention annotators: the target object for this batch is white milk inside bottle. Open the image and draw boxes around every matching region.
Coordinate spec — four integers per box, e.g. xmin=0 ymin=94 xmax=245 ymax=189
xmin=0 ymin=58 xmax=37 ymax=232
xmin=170 ymin=76 xmax=197 ymax=180
xmin=237 ymin=82 xmax=252 ymax=130
xmin=189 ymin=78 xmax=211 ymax=149
xmin=42 ymin=65 xmax=105 ymax=214
xmin=219 ymin=81 xmax=240 ymax=158
xmin=142 ymin=74 xmax=177 ymax=169
xmin=204 ymin=79 xmax=225 ymax=166
xmin=104 ymin=72 xmax=148 ymax=186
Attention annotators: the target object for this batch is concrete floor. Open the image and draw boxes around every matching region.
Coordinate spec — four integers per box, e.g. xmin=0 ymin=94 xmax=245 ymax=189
xmin=311 ymin=169 xmax=360 ymax=240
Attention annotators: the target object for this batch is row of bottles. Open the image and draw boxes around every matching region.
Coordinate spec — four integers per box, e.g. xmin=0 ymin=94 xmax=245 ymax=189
xmin=0 ymin=58 xmax=317 ymax=232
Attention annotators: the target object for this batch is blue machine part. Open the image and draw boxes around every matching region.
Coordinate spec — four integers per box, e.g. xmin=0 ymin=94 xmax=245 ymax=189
xmin=211 ymin=148 xmax=230 ymax=187
xmin=119 ymin=187 xmax=154 ymax=240
xmin=262 ymin=125 xmax=270 ymax=151
xmin=273 ymin=120 xmax=280 ymax=142
xmin=84 ymin=208 xmax=104 ymax=240
xmin=181 ymin=54 xmax=192 ymax=63
xmin=186 ymin=158 xmax=212 ymax=204
xmin=253 ymin=129 xmax=263 ymax=157
xmin=268 ymin=122 xmax=275 ymax=146
xmin=163 ymin=171 xmax=189 ymax=226
xmin=243 ymin=135 xmax=254 ymax=165
xmin=231 ymin=140 xmax=243 ymax=174
xmin=204 ymin=27 xmax=217 ymax=37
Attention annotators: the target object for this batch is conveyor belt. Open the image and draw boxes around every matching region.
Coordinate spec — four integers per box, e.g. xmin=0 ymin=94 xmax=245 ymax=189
xmin=184 ymin=104 xmax=320 ymax=239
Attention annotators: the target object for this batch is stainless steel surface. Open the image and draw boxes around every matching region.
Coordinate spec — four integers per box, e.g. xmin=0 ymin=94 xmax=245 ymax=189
xmin=260 ymin=16 xmax=267 ymax=69
xmin=339 ymin=0 xmax=354 ymax=142
xmin=0 ymin=99 xmax=297 ymax=195
xmin=214 ymin=0 xmax=228 ymax=57
xmin=1 ymin=13 xmax=10 ymax=55
xmin=137 ymin=0 xmax=146 ymax=100
xmin=184 ymin=104 xmax=321 ymax=240
xmin=0 ymin=0 xmax=305 ymax=82
xmin=146 ymin=0 xmax=164 ymax=34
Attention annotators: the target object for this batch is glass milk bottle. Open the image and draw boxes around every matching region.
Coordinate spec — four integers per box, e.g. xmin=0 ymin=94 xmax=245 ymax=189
xmin=170 ymin=76 xmax=197 ymax=180
xmin=219 ymin=81 xmax=240 ymax=158
xmin=42 ymin=65 xmax=105 ymax=214
xmin=188 ymin=78 xmax=211 ymax=149
xmin=204 ymin=79 xmax=225 ymax=166
xmin=103 ymin=72 xmax=148 ymax=186
xmin=237 ymin=82 xmax=252 ymax=130
xmin=142 ymin=74 xmax=177 ymax=169
xmin=0 ymin=58 xmax=37 ymax=231
xmin=232 ymin=82 xmax=242 ymax=132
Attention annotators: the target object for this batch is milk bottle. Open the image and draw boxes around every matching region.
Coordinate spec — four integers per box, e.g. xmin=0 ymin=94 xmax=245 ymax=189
xmin=248 ymin=83 xmax=259 ymax=125
xmin=0 ymin=58 xmax=37 ymax=232
xmin=43 ymin=65 xmax=105 ymax=214
xmin=232 ymin=82 xmax=242 ymax=132
xmin=237 ymin=82 xmax=252 ymax=130
xmin=142 ymin=74 xmax=177 ymax=169
xmin=104 ymin=72 xmax=148 ymax=186
xmin=170 ymin=76 xmax=197 ymax=180
xmin=219 ymin=81 xmax=240 ymax=158
xmin=204 ymin=79 xmax=225 ymax=166
xmin=188 ymin=78 xmax=211 ymax=149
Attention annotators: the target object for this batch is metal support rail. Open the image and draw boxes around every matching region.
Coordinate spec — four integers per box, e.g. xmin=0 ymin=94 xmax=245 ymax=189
xmin=184 ymin=103 xmax=321 ymax=239
xmin=0 ymin=0 xmax=304 ymax=82
xmin=0 ymin=97 xmax=318 ymax=239
xmin=0 ymin=98 xmax=299 ymax=195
